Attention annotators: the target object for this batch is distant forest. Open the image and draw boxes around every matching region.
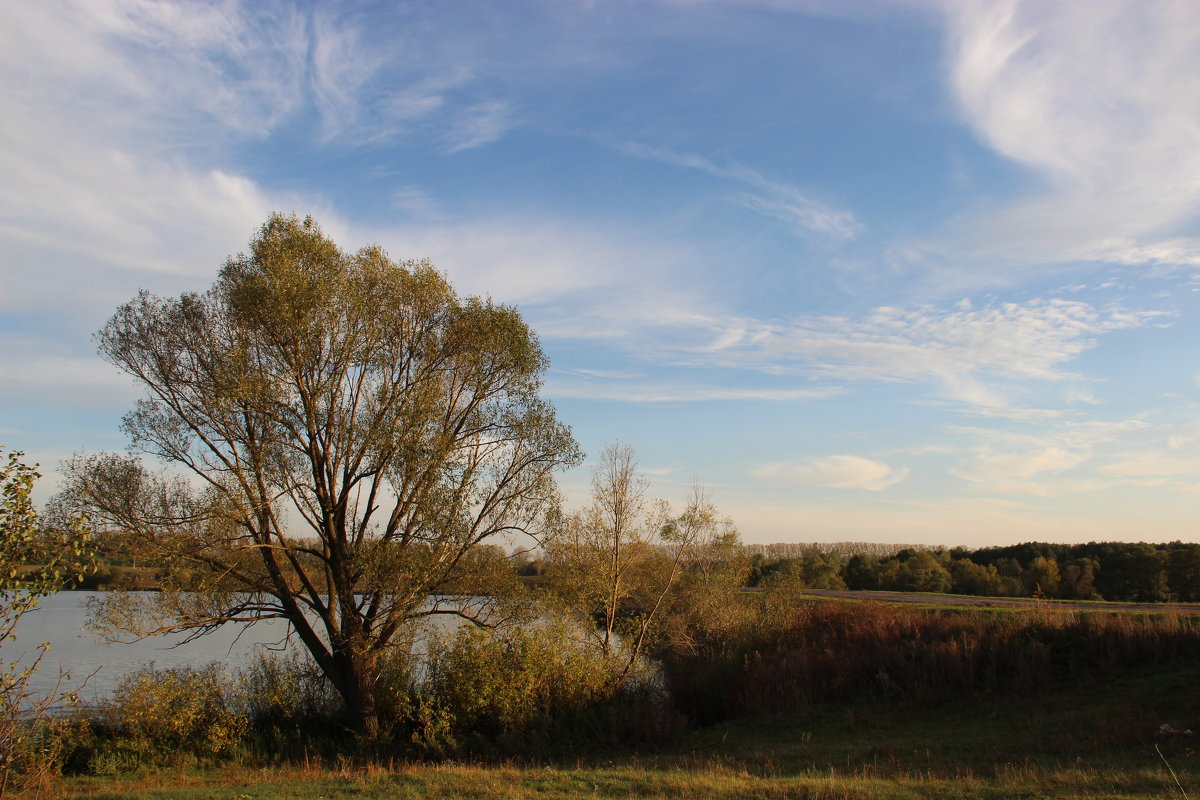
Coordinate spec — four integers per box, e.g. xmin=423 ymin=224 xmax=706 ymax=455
xmin=732 ymin=541 xmax=1200 ymax=603
xmin=517 ymin=539 xmax=1200 ymax=604
xmin=79 ymin=534 xmax=1200 ymax=604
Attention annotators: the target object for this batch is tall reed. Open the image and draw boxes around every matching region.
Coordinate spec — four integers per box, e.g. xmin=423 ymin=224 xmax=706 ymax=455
xmin=660 ymin=601 xmax=1200 ymax=723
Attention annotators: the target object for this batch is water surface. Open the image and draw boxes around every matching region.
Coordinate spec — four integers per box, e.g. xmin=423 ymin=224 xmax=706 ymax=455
xmin=11 ymin=592 xmax=315 ymax=705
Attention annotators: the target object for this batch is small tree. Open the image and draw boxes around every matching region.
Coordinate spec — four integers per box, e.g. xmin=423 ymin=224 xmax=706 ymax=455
xmin=949 ymin=557 xmax=1004 ymax=596
xmin=897 ymin=551 xmax=951 ymax=593
xmin=0 ymin=449 xmax=92 ymax=798
xmin=1022 ymin=555 xmax=1062 ymax=598
xmin=58 ymin=215 xmax=581 ymax=738
xmin=547 ymin=443 xmax=739 ymax=682
xmin=549 ymin=443 xmax=665 ymax=662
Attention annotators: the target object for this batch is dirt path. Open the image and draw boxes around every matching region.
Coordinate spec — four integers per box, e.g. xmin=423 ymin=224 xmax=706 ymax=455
xmin=802 ymin=588 xmax=1200 ymax=613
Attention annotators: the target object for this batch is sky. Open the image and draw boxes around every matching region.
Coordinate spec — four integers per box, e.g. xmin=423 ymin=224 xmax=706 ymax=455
xmin=3 ymin=0 xmax=1200 ymax=547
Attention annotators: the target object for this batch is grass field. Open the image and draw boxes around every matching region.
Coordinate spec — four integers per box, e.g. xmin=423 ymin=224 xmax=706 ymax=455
xmin=801 ymin=588 xmax=1200 ymax=615
xmin=58 ymin=765 xmax=1192 ymax=800
xmin=57 ymin=655 xmax=1200 ymax=800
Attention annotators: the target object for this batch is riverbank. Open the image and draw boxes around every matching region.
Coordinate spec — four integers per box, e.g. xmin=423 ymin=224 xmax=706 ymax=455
xmin=13 ymin=593 xmax=1200 ymax=799
xmin=58 ymin=656 xmax=1200 ymax=799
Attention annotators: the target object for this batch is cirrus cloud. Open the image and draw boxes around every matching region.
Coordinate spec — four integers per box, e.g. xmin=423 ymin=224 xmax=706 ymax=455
xmin=754 ymin=455 xmax=909 ymax=491
xmin=932 ymin=0 xmax=1200 ymax=272
xmin=613 ymin=297 xmax=1164 ymax=417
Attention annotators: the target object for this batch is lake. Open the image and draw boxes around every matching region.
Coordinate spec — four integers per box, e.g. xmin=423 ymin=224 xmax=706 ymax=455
xmin=6 ymin=591 xmax=458 ymax=707
xmin=6 ymin=592 xmax=305 ymax=705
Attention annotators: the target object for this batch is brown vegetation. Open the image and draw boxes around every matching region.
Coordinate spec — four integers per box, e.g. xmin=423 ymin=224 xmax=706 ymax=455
xmin=661 ymin=598 xmax=1200 ymax=724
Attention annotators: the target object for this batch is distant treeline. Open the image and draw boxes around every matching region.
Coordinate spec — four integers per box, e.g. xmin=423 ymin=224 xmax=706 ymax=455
xmin=741 ymin=541 xmax=1200 ymax=603
xmin=743 ymin=541 xmax=929 ymax=560
xmin=75 ymin=534 xmax=1200 ymax=603
xmin=514 ymin=540 xmax=1200 ymax=603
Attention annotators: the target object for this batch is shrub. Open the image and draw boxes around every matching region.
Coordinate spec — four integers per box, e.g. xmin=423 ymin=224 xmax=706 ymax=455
xmin=236 ymin=651 xmax=342 ymax=754
xmin=94 ymin=663 xmax=248 ymax=768
xmin=418 ymin=616 xmax=681 ymax=754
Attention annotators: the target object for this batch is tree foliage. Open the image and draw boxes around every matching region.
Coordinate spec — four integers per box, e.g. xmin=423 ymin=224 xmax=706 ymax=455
xmin=0 ymin=449 xmax=93 ymax=797
xmin=750 ymin=540 xmax=1200 ymax=603
xmin=58 ymin=214 xmax=581 ymax=737
xmin=546 ymin=443 xmax=741 ymax=682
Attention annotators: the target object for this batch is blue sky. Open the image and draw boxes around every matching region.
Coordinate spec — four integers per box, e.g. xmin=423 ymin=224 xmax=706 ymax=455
xmin=4 ymin=0 xmax=1200 ymax=546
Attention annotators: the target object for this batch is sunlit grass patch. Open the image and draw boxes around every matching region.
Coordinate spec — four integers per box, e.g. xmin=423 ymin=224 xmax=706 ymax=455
xmin=59 ymin=760 xmax=1200 ymax=800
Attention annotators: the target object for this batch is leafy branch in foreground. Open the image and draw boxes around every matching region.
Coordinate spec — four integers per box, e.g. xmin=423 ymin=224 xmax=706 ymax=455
xmin=0 ymin=448 xmax=94 ymax=798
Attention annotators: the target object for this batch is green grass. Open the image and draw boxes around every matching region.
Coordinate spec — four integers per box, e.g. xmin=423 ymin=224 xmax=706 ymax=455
xmin=60 ymin=658 xmax=1200 ymax=800
xmin=682 ymin=667 xmax=1192 ymax=771
xmin=58 ymin=762 xmax=1196 ymax=799
xmin=800 ymin=589 xmax=1200 ymax=615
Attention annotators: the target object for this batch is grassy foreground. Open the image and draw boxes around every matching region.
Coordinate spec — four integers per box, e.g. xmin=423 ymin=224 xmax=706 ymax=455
xmin=59 ymin=657 xmax=1200 ymax=800
xmin=57 ymin=764 xmax=1192 ymax=800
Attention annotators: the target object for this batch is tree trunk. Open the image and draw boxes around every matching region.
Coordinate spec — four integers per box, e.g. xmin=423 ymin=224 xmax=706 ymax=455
xmin=333 ymin=650 xmax=381 ymax=740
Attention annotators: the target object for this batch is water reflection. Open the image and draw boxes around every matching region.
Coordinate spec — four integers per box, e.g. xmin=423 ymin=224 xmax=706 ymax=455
xmin=7 ymin=592 xmax=459 ymax=705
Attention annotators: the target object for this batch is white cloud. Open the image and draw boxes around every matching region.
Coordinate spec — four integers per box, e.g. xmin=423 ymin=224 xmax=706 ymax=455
xmin=945 ymin=418 xmax=1200 ymax=495
xmin=444 ymin=100 xmax=516 ymax=152
xmin=559 ymin=368 xmax=641 ymax=381
xmin=0 ymin=1 xmax=324 ymax=320
xmin=519 ymin=276 xmax=1160 ymax=416
xmin=389 ymin=186 xmax=442 ymax=219
xmin=0 ymin=335 xmax=140 ymax=411
xmin=0 ymin=1 xmax=309 ymax=143
xmin=309 ymin=9 xmax=390 ymax=139
xmin=881 ymin=443 xmax=960 ymax=457
xmin=0 ymin=2 xmax=539 ymax=323
xmin=754 ymin=455 xmax=909 ymax=491
xmin=651 ymin=298 xmax=1159 ymax=414
xmin=1098 ymin=452 xmax=1200 ymax=480
xmin=545 ymin=379 xmax=840 ymax=404
xmin=936 ymin=0 xmax=1200 ymax=271
xmin=614 ymin=142 xmax=861 ymax=240
xmin=1063 ymin=386 xmax=1101 ymax=406
xmin=361 ymin=216 xmax=700 ymax=308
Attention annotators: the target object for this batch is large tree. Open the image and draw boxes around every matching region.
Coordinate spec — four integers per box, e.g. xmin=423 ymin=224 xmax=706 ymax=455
xmin=59 ymin=214 xmax=581 ymax=737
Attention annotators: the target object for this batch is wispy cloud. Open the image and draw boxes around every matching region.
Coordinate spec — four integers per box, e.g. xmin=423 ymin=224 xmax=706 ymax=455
xmin=362 ymin=216 xmax=701 ymax=307
xmin=558 ymin=368 xmax=641 ymax=381
xmin=309 ymin=8 xmax=390 ymax=139
xmin=1098 ymin=451 xmax=1200 ymax=480
xmin=947 ymin=417 xmax=1200 ymax=496
xmin=389 ymin=186 xmax=442 ymax=219
xmin=614 ymin=142 xmax=861 ymax=240
xmin=634 ymin=298 xmax=1162 ymax=415
xmin=754 ymin=455 xmax=909 ymax=491
xmin=932 ymin=0 xmax=1200 ymax=272
xmin=0 ymin=1 xmax=309 ymax=143
xmin=0 ymin=335 xmax=140 ymax=411
xmin=0 ymin=1 xmax=318 ymax=312
xmin=444 ymin=100 xmax=516 ymax=152
xmin=0 ymin=2 xmax=535 ymax=319
xmin=545 ymin=379 xmax=840 ymax=404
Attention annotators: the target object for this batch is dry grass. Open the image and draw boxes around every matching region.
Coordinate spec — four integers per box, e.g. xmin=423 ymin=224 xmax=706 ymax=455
xmin=55 ymin=759 xmax=1198 ymax=800
xmin=664 ymin=600 xmax=1200 ymax=722
xmin=56 ymin=655 xmax=1200 ymax=800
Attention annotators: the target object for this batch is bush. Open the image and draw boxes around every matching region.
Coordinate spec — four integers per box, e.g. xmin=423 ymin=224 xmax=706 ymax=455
xmin=236 ymin=651 xmax=342 ymax=755
xmin=91 ymin=663 xmax=248 ymax=769
xmin=418 ymin=617 xmax=681 ymax=754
